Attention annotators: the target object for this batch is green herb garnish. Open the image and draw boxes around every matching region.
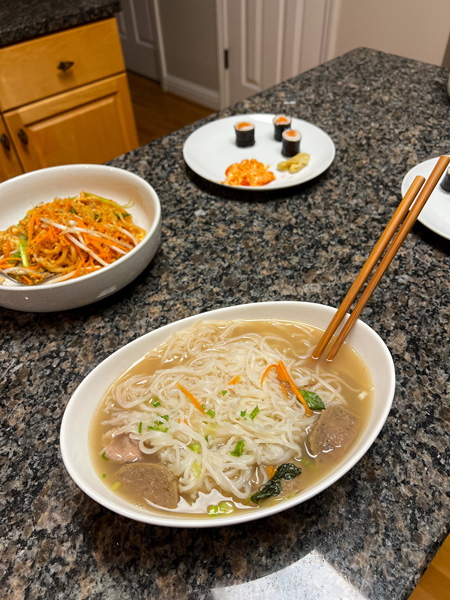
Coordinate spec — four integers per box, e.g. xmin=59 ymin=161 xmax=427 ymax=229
xmin=298 ymin=389 xmax=325 ymax=411
xmin=249 ymin=406 xmax=260 ymax=420
xmin=101 ymin=451 xmax=109 ymax=461
xmin=206 ymin=409 xmax=215 ymax=418
xmin=189 ymin=443 xmax=201 ymax=453
xmin=240 ymin=410 xmax=246 ymax=417
xmin=147 ymin=422 xmax=169 ymax=433
xmin=230 ymin=440 xmax=245 ymax=456
xmin=138 ymin=421 xmax=142 ymax=433
xmin=221 ymin=390 xmax=227 ymax=396
xmin=250 ymin=463 xmax=302 ymax=504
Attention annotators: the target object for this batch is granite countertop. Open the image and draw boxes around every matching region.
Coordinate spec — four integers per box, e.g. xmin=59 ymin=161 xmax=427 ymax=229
xmin=1 ymin=48 xmax=449 ymax=599
xmin=0 ymin=0 xmax=121 ymax=48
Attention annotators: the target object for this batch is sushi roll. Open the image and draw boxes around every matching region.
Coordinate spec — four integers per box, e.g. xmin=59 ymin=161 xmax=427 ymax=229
xmin=282 ymin=129 xmax=302 ymax=157
xmin=440 ymin=165 xmax=450 ymax=193
xmin=234 ymin=121 xmax=255 ymax=147
xmin=273 ymin=115 xmax=291 ymax=141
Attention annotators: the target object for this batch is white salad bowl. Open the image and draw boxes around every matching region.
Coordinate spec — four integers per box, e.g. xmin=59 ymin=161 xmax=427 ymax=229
xmin=0 ymin=164 xmax=161 ymax=312
xmin=60 ymin=301 xmax=395 ymax=528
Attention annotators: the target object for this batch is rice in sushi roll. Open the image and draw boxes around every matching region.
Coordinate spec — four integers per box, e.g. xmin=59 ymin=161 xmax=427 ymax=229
xmin=282 ymin=129 xmax=302 ymax=157
xmin=273 ymin=115 xmax=291 ymax=141
xmin=234 ymin=121 xmax=255 ymax=147
xmin=440 ymin=165 xmax=450 ymax=193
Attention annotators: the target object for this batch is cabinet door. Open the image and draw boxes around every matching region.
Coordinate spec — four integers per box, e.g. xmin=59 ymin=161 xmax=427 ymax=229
xmin=3 ymin=74 xmax=138 ymax=173
xmin=0 ymin=116 xmax=23 ymax=182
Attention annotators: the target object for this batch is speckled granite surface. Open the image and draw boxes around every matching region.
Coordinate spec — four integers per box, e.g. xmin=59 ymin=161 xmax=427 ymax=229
xmin=0 ymin=0 xmax=120 ymax=47
xmin=1 ymin=48 xmax=449 ymax=599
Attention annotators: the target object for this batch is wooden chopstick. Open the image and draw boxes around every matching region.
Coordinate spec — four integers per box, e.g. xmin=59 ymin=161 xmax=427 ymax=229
xmin=312 ymin=154 xmax=450 ymax=361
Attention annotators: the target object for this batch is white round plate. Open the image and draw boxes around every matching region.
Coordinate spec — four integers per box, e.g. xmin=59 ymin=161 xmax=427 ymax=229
xmin=183 ymin=114 xmax=335 ymax=190
xmin=401 ymin=156 xmax=450 ymax=240
xmin=60 ymin=301 xmax=395 ymax=528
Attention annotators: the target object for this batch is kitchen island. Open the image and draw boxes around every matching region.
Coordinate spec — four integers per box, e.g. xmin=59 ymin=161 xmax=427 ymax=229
xmin=1 ymin=47 xmax=449 ymax=599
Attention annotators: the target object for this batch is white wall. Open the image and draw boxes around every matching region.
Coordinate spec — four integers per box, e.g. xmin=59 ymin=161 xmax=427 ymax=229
xmin=327 ymin=0 xmax=450 ymax=68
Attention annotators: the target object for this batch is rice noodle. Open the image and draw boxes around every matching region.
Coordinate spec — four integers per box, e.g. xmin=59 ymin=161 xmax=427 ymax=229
xmin=98 ymin=320 xmax=367 ymax=502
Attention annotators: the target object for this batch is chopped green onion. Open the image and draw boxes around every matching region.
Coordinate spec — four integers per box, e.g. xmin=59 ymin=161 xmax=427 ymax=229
xmin=189 ymin=443 xmax=201 ymax=453
xmin=138 ymin=421 xmax=142 ymax=433
xmin=206 ymin=409 xmax=215 ymax=418
xmin=102 ymin=474 xmax=106 ymax=478
xmin=231 ymin=440 xmax=245 ymax=456
xmin=218 ymin=501 xmax=235 ymax=514
xmin=101 ymin=451 xmax=109 ymax=461
xmin=148 ymin=422 xmax=169 ymax=433
xmin=249 ymin=406 xmax=260 ymax=420
xmin=208 ymin=501 xmax=235 ymax=516
xmin=205 ymin=434 xmax=209 ymax=442
xmin=160 ymin=415 xmax=169 ymax=421
xmin=240 ymin=410 xmax=247 ymax=417
xmin=302 ymin=456 xmax=318 ymax=471
xmin=153 ymin=399 xmax=161 ymax=407
xmin=94 ymin=213 xmax=99 ymax=221
xmin=221 ymin=390 xmax=227 ymax=396
xmin=70 ymin=206 xmax=76 ymax=214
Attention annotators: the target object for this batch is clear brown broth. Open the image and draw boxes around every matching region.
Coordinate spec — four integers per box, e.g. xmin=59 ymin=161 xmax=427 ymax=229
xmin=90 ymin=319 xmax=374 ymax=518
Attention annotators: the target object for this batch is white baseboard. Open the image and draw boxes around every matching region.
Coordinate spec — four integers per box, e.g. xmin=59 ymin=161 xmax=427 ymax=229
xmin=163 ymin=74 xmax=220 ymax=110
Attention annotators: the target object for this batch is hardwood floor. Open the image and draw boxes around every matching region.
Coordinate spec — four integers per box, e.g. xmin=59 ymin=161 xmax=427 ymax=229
xmin=125 ymin=70 xmax=450 ymax=600
xmin=126 ymin=71 xmax=214 ymax=148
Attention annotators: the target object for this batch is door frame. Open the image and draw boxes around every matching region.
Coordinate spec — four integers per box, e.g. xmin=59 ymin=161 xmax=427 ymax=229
xmin=216 ymin=0 xmax=339 ymax=109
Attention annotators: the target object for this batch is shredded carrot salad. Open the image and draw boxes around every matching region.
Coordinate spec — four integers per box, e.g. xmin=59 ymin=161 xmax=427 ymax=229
xmin=223 ymin=159 xmax=275 ymax=187
xmin=0 ymin=191 xmax=146 ymax=285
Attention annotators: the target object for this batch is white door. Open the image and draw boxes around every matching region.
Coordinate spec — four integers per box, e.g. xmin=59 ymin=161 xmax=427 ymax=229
xmin=222 ymin=0 xmax=335 ymax=107
xmin=117 ymin=0 xmax=162 ymax=81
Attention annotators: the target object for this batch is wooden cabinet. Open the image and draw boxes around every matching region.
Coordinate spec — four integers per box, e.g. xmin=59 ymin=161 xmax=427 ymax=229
xmin=0 ymin=116 xmax=23 ymax=181
xmin=0 ymin=18 xmax=138 ymax=182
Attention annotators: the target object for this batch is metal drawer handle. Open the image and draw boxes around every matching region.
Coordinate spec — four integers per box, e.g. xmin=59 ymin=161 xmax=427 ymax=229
xmin=18 ymin=129 xmax=28 ymax=145
xmin=1 ymin=133 xmax=11 ymax=151
xmin=58 ymin=61 xmax=74 ymax=71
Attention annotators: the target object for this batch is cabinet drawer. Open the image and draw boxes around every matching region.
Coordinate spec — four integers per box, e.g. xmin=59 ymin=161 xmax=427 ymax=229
xmin=0 ymin=19 xmax=125 ymax=112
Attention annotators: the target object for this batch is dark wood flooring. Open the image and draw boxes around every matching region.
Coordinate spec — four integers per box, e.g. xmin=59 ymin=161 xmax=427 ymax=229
xmin=126 ymin=71 xmax=214 ymax=148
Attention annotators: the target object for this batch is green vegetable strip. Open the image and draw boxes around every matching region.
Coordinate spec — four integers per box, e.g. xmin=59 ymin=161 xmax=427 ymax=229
xmin=19 ymin=236 xmax=29 ymax=267
xmin=250 ymin=463 xmax=302 ymax=504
